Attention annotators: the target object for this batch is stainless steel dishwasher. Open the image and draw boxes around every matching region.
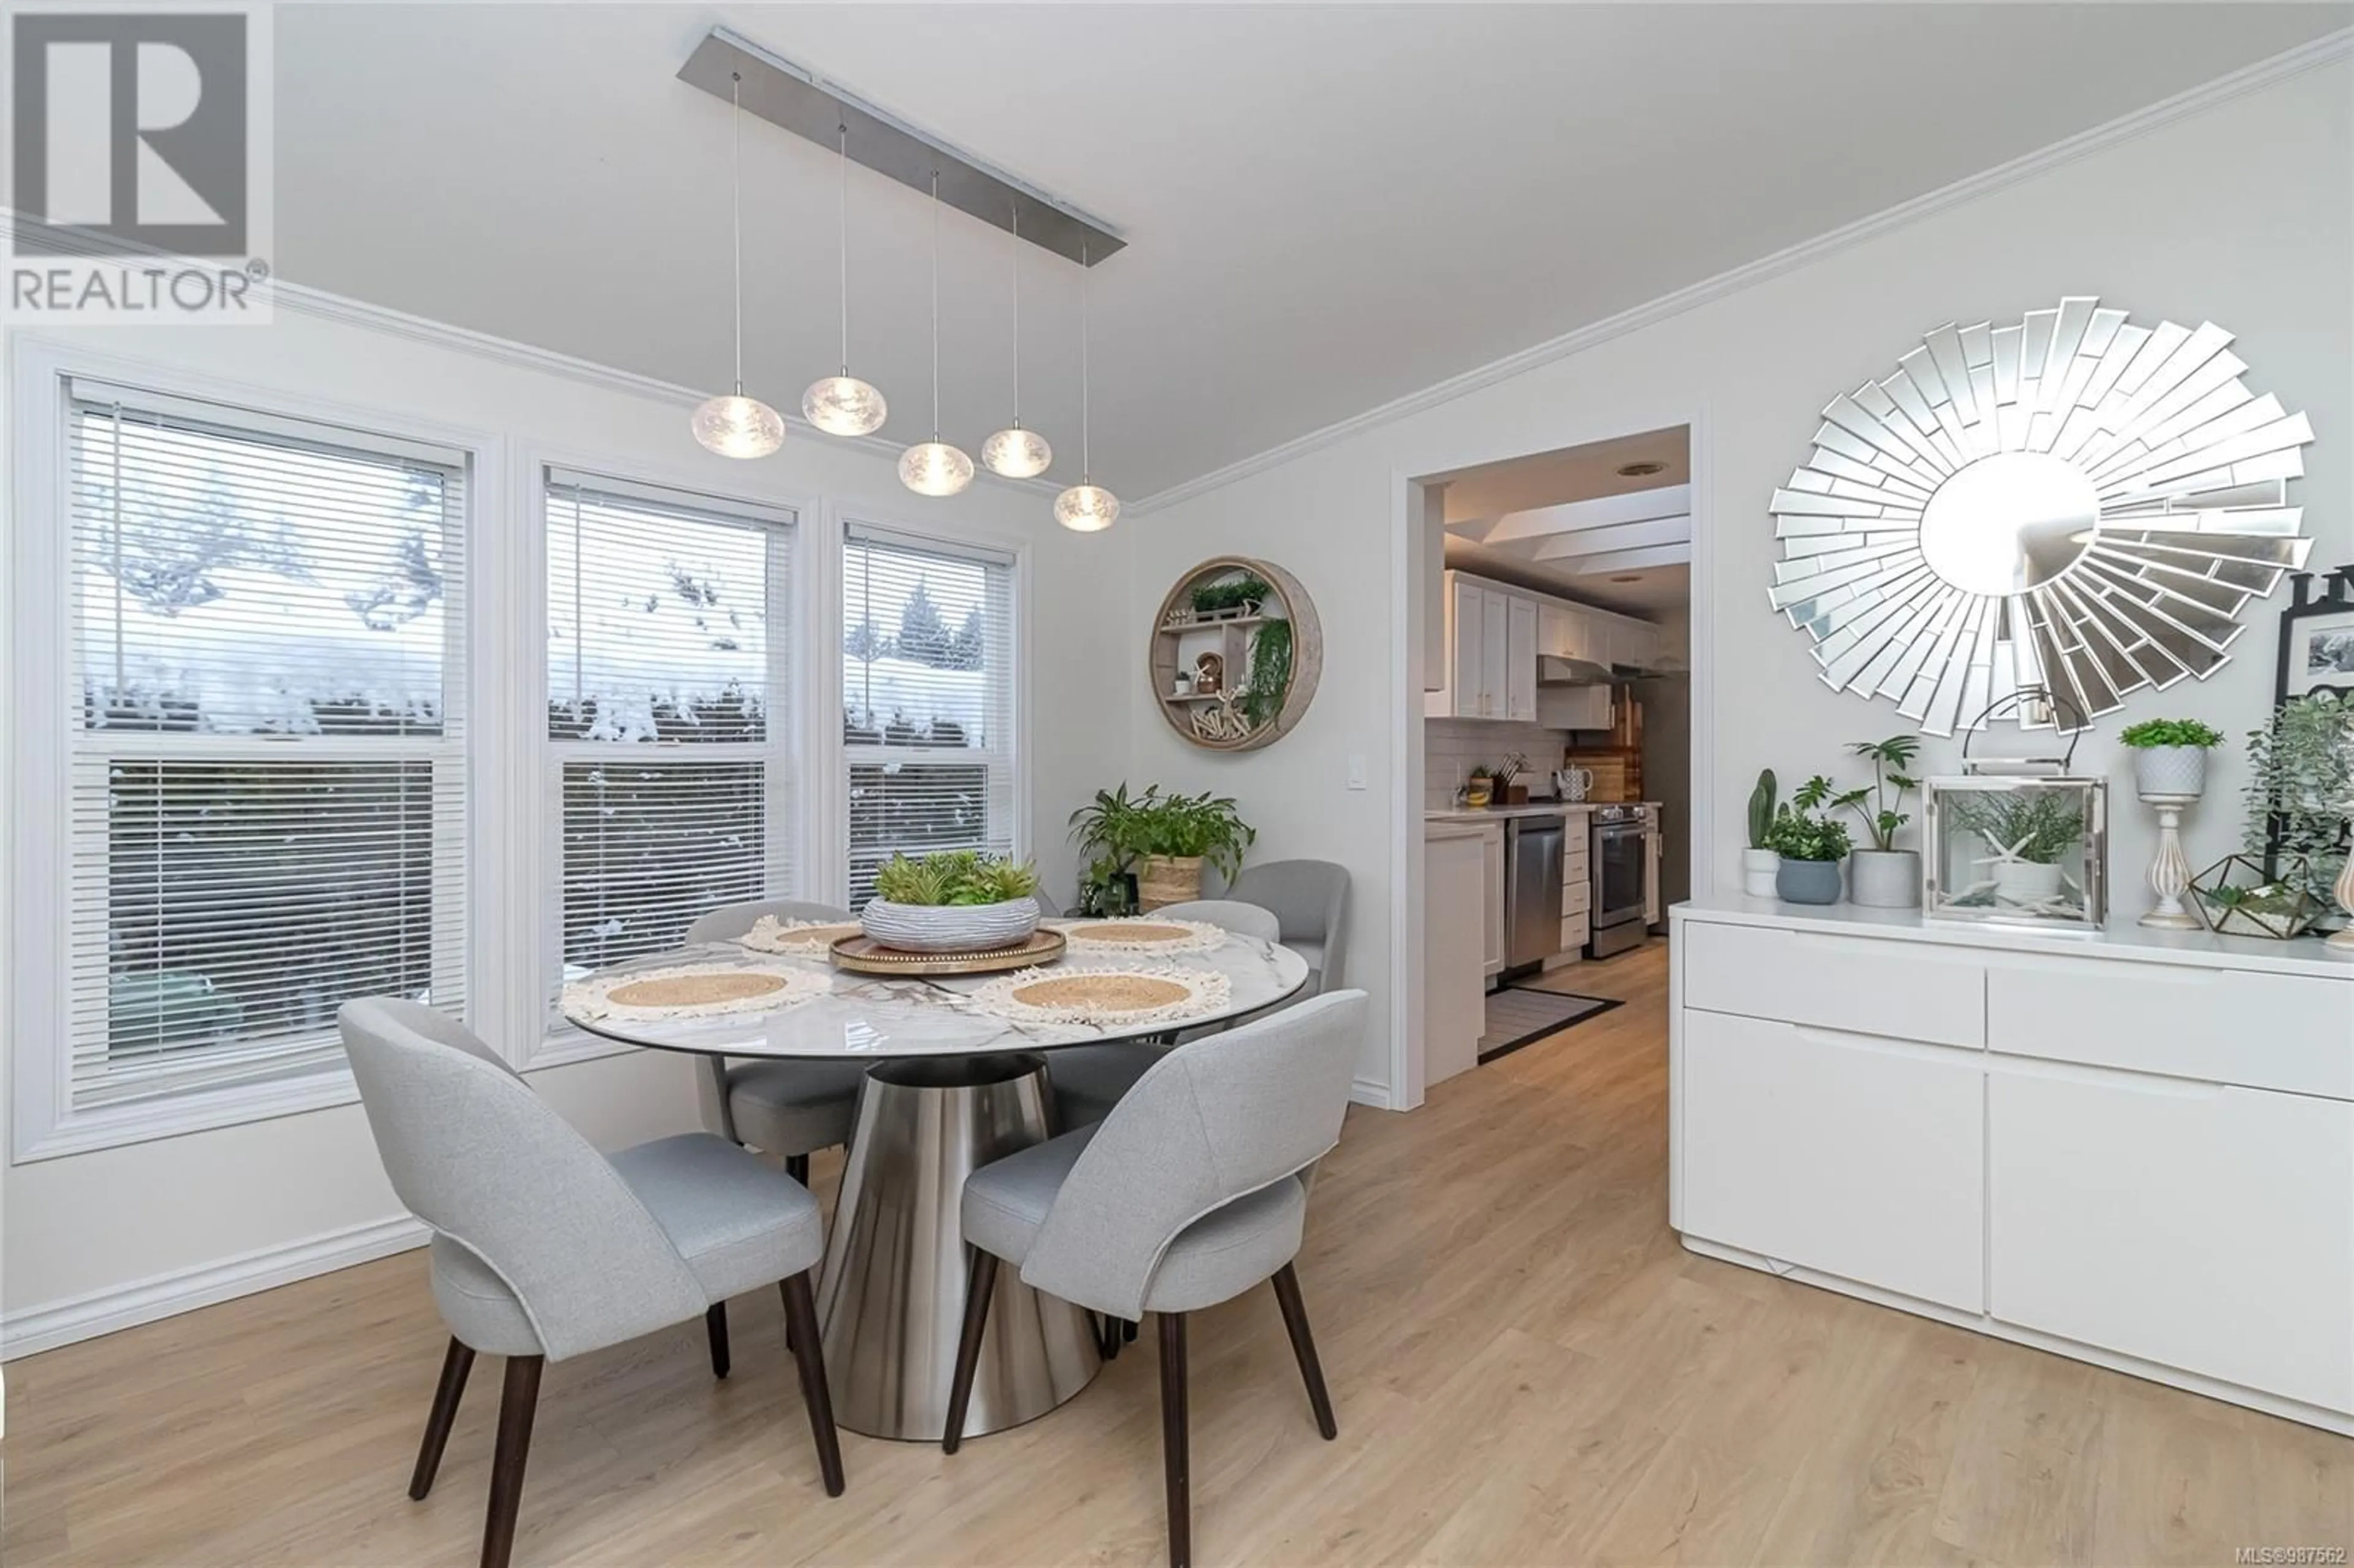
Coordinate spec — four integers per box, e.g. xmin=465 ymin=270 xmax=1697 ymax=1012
xmin=1503 ymin=812 xmax=1566 ymax=973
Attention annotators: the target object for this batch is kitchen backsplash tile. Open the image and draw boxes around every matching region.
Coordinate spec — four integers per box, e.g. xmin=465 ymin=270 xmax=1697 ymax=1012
xmin=1425 ymin=719 xmax=1578 ymax=808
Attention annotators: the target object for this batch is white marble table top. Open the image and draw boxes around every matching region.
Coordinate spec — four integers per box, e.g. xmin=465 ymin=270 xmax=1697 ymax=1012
xmin=563 ymin=931 xmax=1311 ymax=1059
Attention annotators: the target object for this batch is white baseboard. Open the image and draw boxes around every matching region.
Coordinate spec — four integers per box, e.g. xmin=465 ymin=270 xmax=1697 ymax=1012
xmin=1349 ymin=1075 xmax=1401 ymax=1111
xmin=2 ymin=1214 xmax=430 ymax=1361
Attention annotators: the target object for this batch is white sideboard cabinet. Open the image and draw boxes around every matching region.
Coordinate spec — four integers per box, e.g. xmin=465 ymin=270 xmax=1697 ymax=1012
xmin=1670 ymin=899 xmax=2354 ymax=1433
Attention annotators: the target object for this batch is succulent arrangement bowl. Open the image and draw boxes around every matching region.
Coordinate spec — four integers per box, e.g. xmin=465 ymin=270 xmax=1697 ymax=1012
xmin=860 ymin=851 xmax=1043 ymax=953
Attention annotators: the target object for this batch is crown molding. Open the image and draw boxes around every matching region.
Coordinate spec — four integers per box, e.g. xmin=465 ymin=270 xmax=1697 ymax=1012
xmin=1129 ymin=28 xmax=2353 ymax=517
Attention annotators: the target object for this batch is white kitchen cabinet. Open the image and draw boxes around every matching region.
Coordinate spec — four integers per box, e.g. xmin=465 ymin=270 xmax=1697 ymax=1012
xmin=1424 ymin=828 xmax=1488 ymax=1086
xmin=1480 ymin=823 xmax=1505 ymax=978
xmin=1478 ymin=588 xmax=1509 ymax=720
xmin=1447 ymin=577 xmax=1487 ymax=718
xmin=1682 ymin=1010 xmax=1986 ymax=1312
xmin=1988 ymin=1067 xmax=2354 ymax=1414
xmin=1539 ymin=601 xmax=1593 ymax=661
xmin=1504 ymin=596 xmax=1537 ymax=721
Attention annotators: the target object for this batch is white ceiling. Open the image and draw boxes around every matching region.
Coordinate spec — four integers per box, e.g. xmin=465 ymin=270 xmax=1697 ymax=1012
xmin=1438 ymin=426 xmax=1692 ymax=615
xmin=272 ymin=4 xmax=2350 ymax=501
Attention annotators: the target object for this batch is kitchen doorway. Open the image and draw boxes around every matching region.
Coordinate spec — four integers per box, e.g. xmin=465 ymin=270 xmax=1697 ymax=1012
xmin=1399 ymin=418 xmax=1710 ymax=1102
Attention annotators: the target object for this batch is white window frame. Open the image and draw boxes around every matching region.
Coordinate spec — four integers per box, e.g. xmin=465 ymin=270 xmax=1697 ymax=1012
xmin=7 ymin=341 xmax=504 ymax=1160
xmin=833 ymin=513 xmax=1032 ymax=907
xmin=522 ymin=452 xmax=814 ymax=1068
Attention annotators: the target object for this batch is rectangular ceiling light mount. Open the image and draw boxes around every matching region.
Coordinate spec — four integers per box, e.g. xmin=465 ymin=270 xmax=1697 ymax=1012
xmin=679 ymin=27 xmax=1125 ymax=267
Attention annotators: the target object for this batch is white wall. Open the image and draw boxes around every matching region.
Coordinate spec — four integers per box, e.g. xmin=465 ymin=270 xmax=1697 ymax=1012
xmin=1129 ymin=59 xmax=2353 ymax=1103
xmin=1 ymin=298 xmax=1130 ymax=1348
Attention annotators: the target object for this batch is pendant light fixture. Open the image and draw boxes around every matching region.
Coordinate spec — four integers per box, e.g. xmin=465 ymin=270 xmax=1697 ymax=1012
xmin=691 ymin=72 xmax=785 ymax=460
xmin=980 ymin=205 xmax=1053 ymax=479
xmin=898 ymin=172 xmax=975 ymax=497
xmin=1053 ymin=243 xmax=1119 ymax=531
xmin=802 ymin=122 xmax=888 ymax=437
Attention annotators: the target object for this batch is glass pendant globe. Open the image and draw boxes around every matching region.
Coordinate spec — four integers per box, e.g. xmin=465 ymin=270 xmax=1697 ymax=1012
xmin=899 ymin=439 xmax=975 ymax=497
xmin=691 ymin=392 xmax=785 ymax=460
xmin=802 ymin=375 xmax=888 ymax=437
xmin=981 ymin=425 xmax=1053 ymax=479
xmin=1054 ymin=482 xmax=1120 ymax=533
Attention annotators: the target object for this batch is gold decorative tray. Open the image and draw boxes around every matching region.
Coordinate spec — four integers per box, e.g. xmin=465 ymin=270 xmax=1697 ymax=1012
xmin=829 ymin=928 xmax=1067 ymax=976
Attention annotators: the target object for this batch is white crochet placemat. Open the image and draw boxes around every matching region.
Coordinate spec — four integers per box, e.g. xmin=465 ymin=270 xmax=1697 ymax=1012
xmin=735 ymin=916 xmax=866 ymax=956
xmin=1056 ymin=917 xmax=1232 ymax=956
xmin=969 ymin=964 xmax=1233 ymax=1027
xmin=564 ymin=961 xmax=830 ymax=1022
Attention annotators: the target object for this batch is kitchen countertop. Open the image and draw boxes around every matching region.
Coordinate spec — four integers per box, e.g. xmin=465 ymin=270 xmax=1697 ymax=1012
xmin=1425 ymin=801 xmax=1658 ymax=823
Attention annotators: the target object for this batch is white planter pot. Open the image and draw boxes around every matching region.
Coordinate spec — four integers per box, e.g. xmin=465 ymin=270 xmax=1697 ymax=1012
xmin=2133 ymin=745 xmax=2207 ymax=800
xmin=1994 ymin=860 xmax=2064 ymax=907
xmin=1848 ymin=849 xmax=1921 ymax=909
xmin=1740 ymin=848 xmax=1781 ymax=899
xmin=859 ymin=897 xmax=1040 ymax=953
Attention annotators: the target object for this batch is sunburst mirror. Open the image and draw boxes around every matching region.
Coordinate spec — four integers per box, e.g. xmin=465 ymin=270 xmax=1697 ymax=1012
xmin=1771 ymin=295 xmax=2314 ymax=734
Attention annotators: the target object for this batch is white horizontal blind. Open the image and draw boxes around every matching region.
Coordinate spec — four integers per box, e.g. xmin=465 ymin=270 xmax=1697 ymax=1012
xmin=547 ymin=473 xmax=794 ymax=976
xmin=842 ymin=523 xmax=1016 ymax=907
xmin=66 ymin=395 xmax=467 ymax=1107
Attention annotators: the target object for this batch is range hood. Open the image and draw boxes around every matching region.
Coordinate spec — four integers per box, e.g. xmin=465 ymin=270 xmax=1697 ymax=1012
xmin=1536 ymin=654 xmax=1615 ymax=685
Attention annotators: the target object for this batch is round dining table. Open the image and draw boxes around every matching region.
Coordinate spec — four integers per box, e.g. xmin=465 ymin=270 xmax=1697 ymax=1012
xmin=562 ymin=926 xmax=1309 ymax=1443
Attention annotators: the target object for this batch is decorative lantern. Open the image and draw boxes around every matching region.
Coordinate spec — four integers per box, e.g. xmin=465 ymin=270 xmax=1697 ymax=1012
xmin=1921 ymin=691 xmax=2109 ymax=931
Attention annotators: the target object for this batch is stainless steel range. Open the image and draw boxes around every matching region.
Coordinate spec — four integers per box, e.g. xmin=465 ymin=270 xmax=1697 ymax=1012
xmin=1588 ymin=804 xmax=1650 ymax=958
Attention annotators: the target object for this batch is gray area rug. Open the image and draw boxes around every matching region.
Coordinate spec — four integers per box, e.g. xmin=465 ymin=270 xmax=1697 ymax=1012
xmin=1477 ymin=986 xmax=1623 ymax=1062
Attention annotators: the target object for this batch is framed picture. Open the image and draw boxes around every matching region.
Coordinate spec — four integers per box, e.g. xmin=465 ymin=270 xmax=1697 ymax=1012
xmin=2276 ymin=568 xmax=2354 ymax=704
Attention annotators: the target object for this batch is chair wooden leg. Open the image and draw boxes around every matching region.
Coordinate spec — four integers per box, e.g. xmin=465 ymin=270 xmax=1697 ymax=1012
xmin=1124 ymin=1317 xmax=1138 ymax=1344
xmin=1095 ymin=1312 xmax=1122 ymax=1361
xmin=704 ymin=1301 xmax=731 ymax=1379
xmin=1270 ymin=1263 xmax=1338 ymax=1439
xmin=479 ymin=1355 xmax=542 ymax=1568
xmin=942 ymin=1249 xmax=999 ymax=1454
xmin=409 ymin=1337 xmax=474 ymax=1500
xmin=785 ymin=1152 xmax=810 ymax=1187
xmin=779 ymin=1271 xmax=845 ymax=1497
xmin=1157 ymin=1312 xmax=1191 ymax=1568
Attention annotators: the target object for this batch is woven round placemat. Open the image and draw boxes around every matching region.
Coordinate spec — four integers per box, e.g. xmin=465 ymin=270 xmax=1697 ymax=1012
xmin=607 ymin=972 xmax=787 ymax=1009
xmin=1010 ymin=973 xmax=1193 ymax=1011
xmin=739 ymin=918 xmax=865 ymax=955
xmin=563 ymin=961 xmax=828 ymax=1022
xmin=970 ymin=964 xmax=1233 ymax=1027
xmin=1059 ymin=918 xmax=1230 ymax=955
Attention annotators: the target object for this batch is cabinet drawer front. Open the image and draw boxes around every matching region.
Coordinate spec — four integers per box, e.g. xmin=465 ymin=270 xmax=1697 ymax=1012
xmin=1683 ymin=920 xmax=1985 ymax=1047
xmin=1682 ymin=1010 xmax=1985 ymax=1311
xmin=1989 ymin=1068 xmax=2354 ymax=1413
xmin=1560 ymin=915 xmax=1589 ymax=950
xmin=1563 ymin=880 xmax=1592 ymax=916
xmin=1987 ymin=956 xmax=2354 ymax=1098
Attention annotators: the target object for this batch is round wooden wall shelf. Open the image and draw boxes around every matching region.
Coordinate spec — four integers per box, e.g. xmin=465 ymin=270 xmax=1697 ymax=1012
xmin=1150 ymin=557 xmax=1322 ymax=752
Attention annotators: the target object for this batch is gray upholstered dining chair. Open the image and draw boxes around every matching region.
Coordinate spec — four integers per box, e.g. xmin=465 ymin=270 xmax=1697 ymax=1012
xmin=942 ymin=989 xmax=1368 ymax=1568
xmin=340 ymin=999 xmax=844 ymax=1568
xmin=685 ymin=899 xmax=871 ymax=1186
xmin=1224 ymin=861 xmax=1351 ymax=995
xmin=1045 ymin=898 xmax=1284 ymax=1128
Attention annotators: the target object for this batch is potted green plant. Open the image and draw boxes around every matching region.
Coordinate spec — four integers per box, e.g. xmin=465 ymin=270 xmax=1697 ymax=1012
xmin=1833 ymin=734 xmax=1921 ymax=908
xmin=861 ymin=850 xmax=1042 ymax=952
xmin=1766 ymin=777 xmax=1853 ymax=904
xmin=2119 ymin=717 xmax=2226 ymax=799
xmin=1949 ymin=791 xmax=2086 ymax=906
xmin=2242 ymin=691 xmax=2351 ymax=919
xmin=1741 ymin=769 xmax=1780 ymax=898
xmin=1070 ymin=784 xmax=1256 ymax=910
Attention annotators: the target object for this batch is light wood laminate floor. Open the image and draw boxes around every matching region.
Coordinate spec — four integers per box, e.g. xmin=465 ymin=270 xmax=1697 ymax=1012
xmin=8 ymin=939 xmax=2350 ymax=1566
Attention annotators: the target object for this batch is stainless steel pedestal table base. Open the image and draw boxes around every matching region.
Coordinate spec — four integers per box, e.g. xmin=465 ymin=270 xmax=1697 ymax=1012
xmin=816 ymin=1052 xmax=1102 ymax=1441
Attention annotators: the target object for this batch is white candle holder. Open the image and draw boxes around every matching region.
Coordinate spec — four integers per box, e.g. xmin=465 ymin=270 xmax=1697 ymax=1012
xmin=2138 ymin=793 xmax=2201 ymax=931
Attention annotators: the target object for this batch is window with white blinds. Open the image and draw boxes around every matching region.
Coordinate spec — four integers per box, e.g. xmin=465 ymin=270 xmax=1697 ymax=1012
xmin=842 ymin=523 xmax=1017 ymax=906
xmin=547 ymin=471 xmax=795 ymax=976
xmin=66 ymin=386 xmax=467 ymax=1108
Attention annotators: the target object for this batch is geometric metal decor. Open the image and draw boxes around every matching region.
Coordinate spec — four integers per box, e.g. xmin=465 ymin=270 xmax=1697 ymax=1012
xmin=1772 ymin=296 xmax=2314 ymax=734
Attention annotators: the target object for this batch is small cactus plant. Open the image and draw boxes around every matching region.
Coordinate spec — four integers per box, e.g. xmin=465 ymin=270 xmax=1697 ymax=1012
xmin=1746 ymin=769 xmax=1778 ymax=851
